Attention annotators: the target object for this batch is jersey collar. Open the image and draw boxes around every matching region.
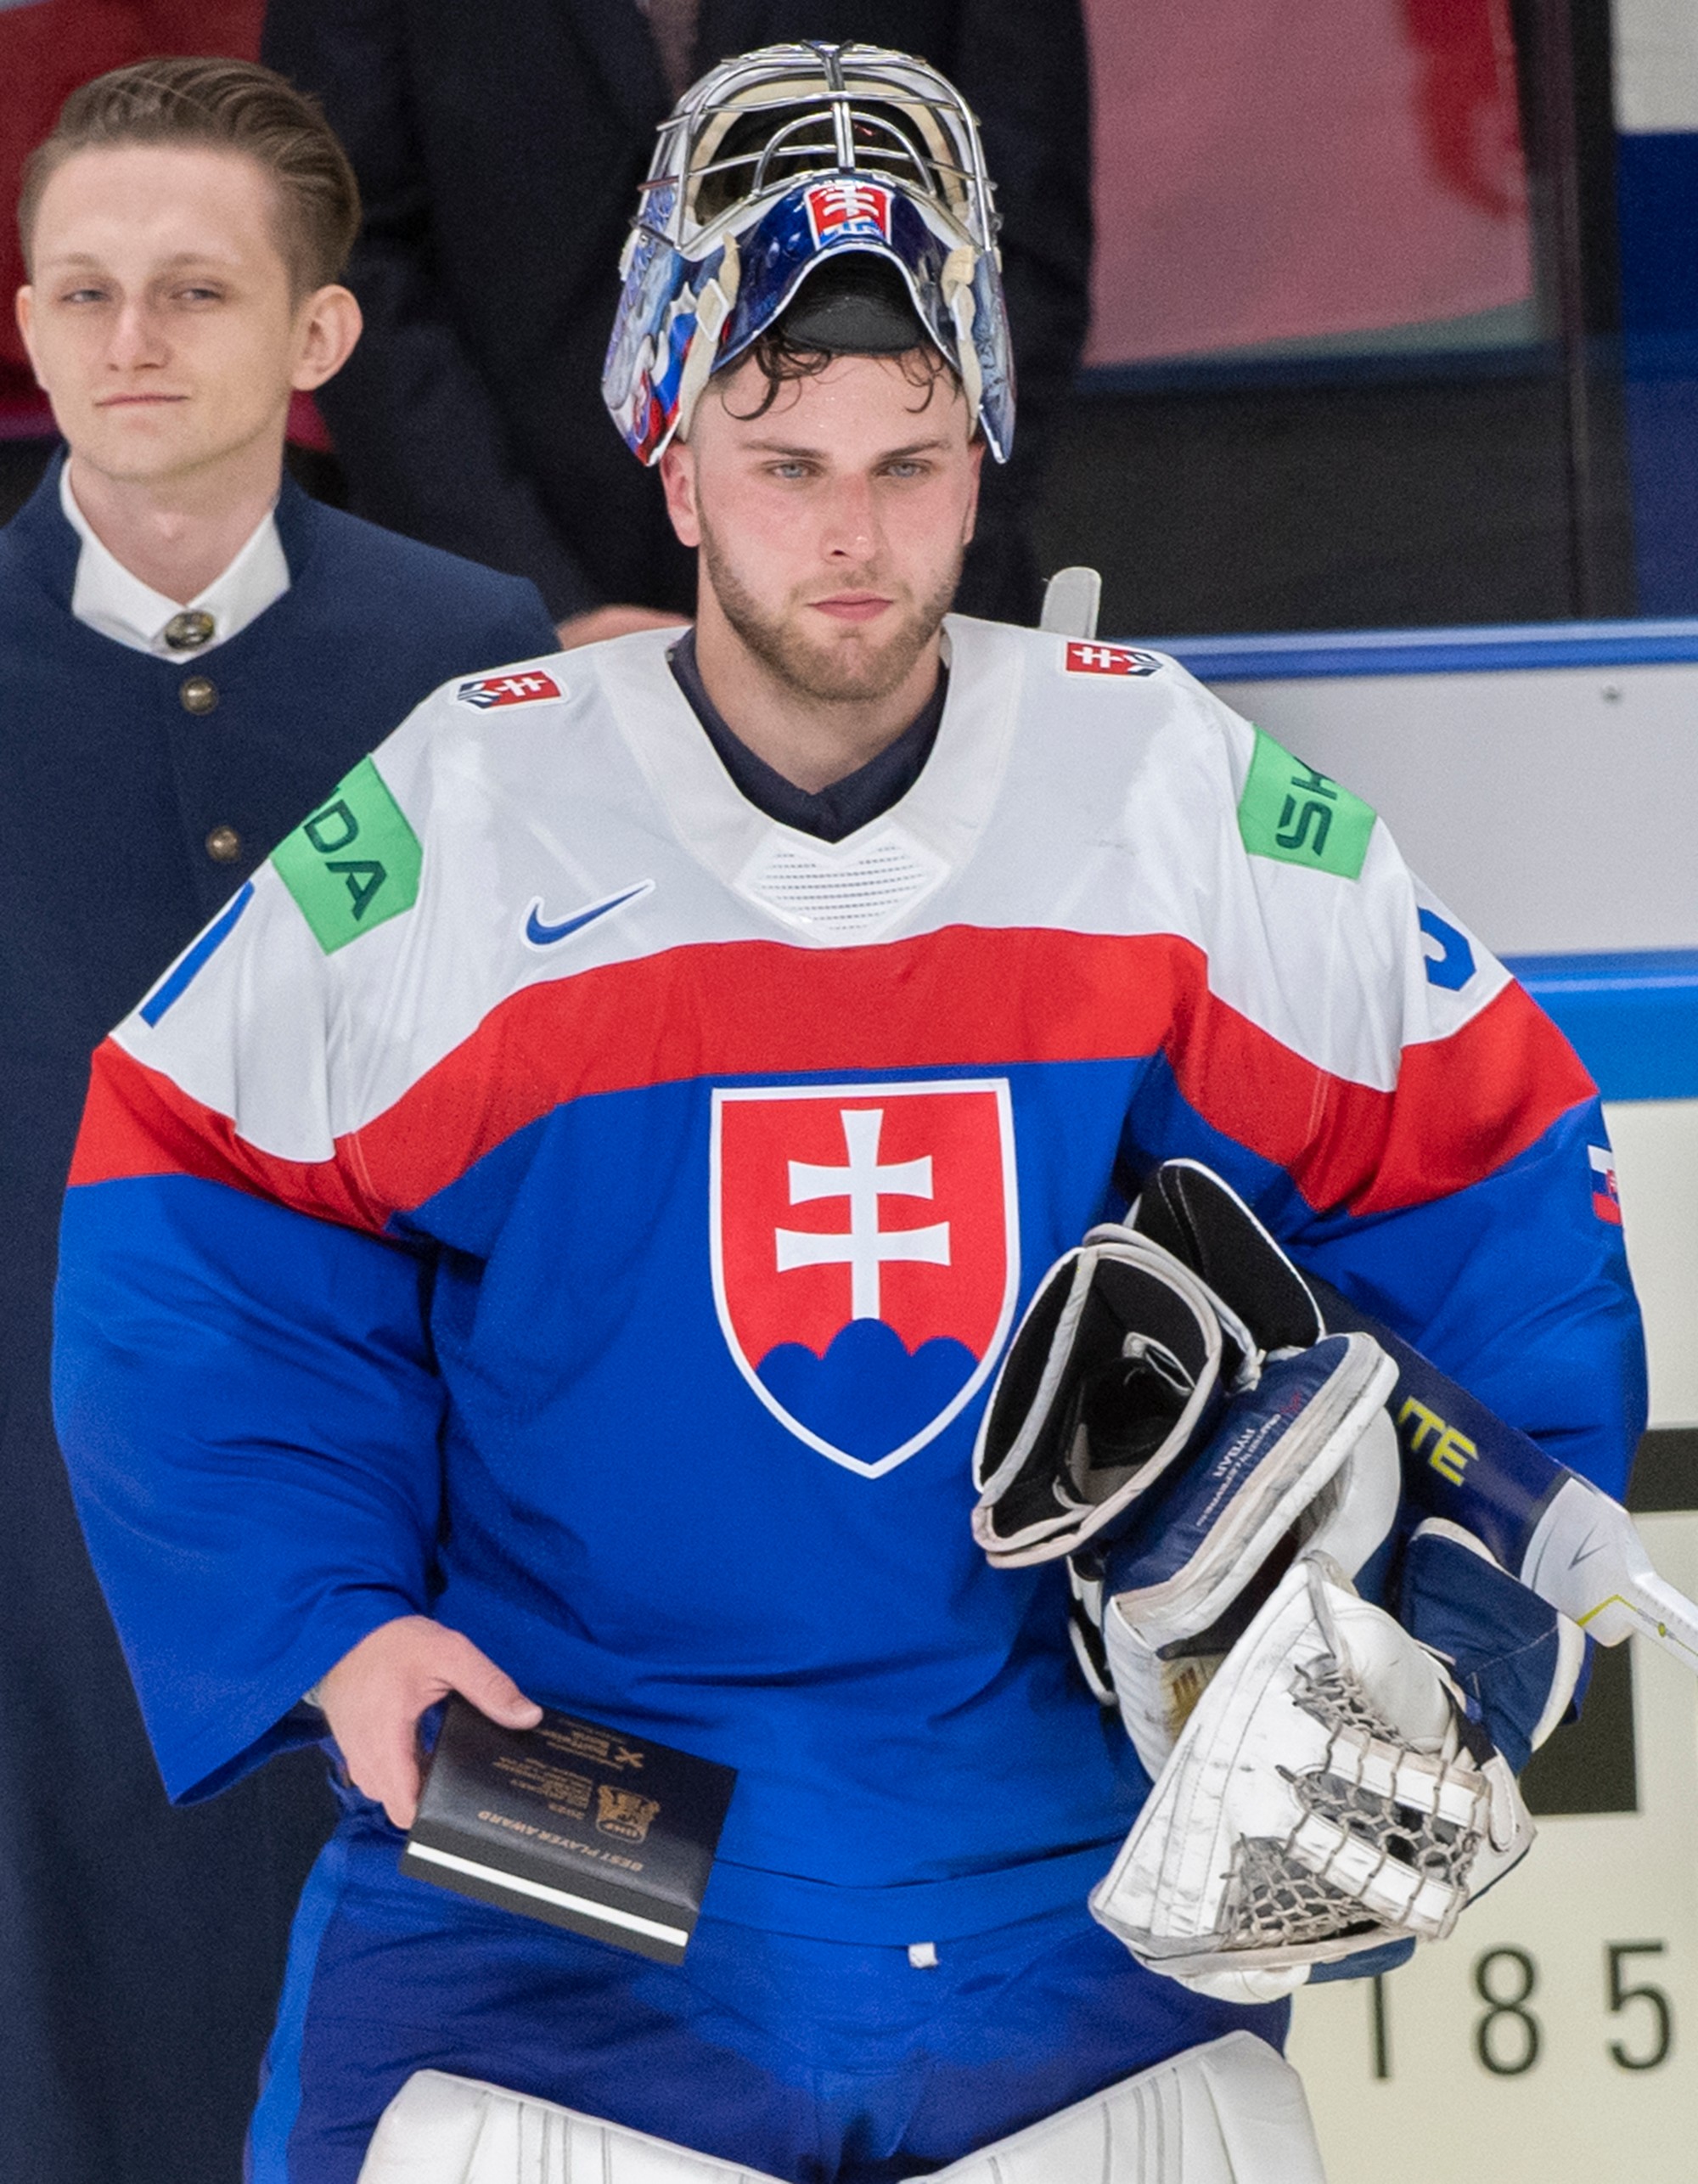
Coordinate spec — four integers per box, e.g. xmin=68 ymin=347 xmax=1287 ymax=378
xmin=594 ymin=614 xmax=1023 ymax=943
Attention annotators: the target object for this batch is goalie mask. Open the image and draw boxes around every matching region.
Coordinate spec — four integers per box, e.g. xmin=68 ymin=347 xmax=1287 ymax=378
xmin=601 ymin=41 xmax=1015 ymax=464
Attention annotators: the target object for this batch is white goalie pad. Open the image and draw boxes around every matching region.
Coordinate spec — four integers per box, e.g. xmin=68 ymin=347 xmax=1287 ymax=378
xmin=933 ymin=2031 xmax=1327 ymax=2183
xmin=1091 ymin=1553 xmax=1534 ymax=2003
xmin=971 ymin=1227 xmax=1258 ymax=1567
xmin=357 ymin=2031 xmax=1326 ymax=2183
xmin=357 ymin=2066 xmax=781 ymax=2184
xmin=1096 ymin=1335 xmax=1400 ymax=1776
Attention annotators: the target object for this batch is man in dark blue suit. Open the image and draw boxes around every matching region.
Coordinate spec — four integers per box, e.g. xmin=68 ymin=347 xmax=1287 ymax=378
xmin=2 ymin=56 xmax=556 ymax=2184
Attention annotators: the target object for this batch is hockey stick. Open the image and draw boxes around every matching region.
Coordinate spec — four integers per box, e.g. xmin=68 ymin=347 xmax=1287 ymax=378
xmin=1313 ymin=1277 xmax=1698 ymax=1674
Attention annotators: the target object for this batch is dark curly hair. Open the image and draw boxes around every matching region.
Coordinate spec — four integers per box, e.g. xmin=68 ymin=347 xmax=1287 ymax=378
xmin=719 ymin=326 xmax=956 ymax=422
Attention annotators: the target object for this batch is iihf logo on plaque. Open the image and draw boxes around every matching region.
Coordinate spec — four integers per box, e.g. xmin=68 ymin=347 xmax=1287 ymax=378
xmin=710 ymin=1081 xmax=1020 ymax=1477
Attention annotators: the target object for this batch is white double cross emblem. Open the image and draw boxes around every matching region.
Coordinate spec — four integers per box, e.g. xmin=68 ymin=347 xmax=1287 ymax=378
xmin=816 ymin=180 xmax=887 ymax=227
xmin=775 ymin=1106 xmax=951 ymax=1322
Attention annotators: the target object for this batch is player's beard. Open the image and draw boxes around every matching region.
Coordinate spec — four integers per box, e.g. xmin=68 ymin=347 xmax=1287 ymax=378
xmin=698 ymin=516 xmax=963 ymax=706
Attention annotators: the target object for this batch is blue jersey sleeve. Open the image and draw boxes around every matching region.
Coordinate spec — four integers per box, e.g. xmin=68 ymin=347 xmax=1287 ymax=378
xmin=55 ymin=1156 xmax=445 ymax=1804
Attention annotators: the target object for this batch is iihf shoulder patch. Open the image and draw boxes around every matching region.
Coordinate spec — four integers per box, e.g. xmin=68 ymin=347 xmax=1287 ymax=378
xmin=456 ymin=669 xmax=563 ymax=710
xmin=1061 ymin=640 xmax=1163 ymax=678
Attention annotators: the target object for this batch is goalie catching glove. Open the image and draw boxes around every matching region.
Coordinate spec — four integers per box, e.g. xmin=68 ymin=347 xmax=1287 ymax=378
xmin=1089 ymin=1550 xmax=1536 ymax=2004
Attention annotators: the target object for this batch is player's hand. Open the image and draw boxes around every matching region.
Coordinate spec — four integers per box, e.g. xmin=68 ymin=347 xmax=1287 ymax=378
xmin=317 ymin=1614 xmax=543 ymax=1831
xmin=554 ymin=604 xmax=689 ymax=649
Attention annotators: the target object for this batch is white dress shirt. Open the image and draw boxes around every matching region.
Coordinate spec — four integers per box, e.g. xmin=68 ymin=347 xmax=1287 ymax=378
xmin=61 ymin=463 xmax=291 ymax=658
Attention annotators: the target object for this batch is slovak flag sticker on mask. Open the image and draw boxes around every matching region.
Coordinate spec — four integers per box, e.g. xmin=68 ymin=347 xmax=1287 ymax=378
xmin=711 ymin=1081 xmax=1020 ymax=1477
xmin=1589 ymin=1144 xmax=1622 ymax=1225
xmin=802 ymin=178 xmax=893 ymax=248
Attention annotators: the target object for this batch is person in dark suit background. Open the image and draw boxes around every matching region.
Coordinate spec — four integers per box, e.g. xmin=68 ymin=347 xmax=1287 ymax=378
xmin=3 ymin=57 xmax=557 ymax=2184
xmin=261 ymin=0 xmax=1092 ymax=642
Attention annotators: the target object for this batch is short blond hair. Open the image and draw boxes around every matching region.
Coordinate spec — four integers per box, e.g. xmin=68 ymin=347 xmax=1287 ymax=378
xmin=19 ymin=56 xmax=361 ymax=296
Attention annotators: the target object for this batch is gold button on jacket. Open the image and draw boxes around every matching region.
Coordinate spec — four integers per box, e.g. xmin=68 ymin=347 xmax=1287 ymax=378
xmin=164 ymin=611 xmax=216 ymax=650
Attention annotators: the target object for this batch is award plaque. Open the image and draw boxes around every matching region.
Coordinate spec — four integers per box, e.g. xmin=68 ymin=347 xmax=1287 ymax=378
xmin=402 ymin=1697 xmax=737 ymax=1964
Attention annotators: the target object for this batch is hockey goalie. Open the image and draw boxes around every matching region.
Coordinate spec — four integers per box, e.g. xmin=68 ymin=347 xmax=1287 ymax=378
xmin=51 ymin=38 xmax=1645 ymax=2184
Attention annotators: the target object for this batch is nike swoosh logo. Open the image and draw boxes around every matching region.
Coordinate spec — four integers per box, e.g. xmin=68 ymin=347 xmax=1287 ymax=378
xmin=523 ymin=880 xmax=652 ymax=948
xmin=1568 ymin=1537 xmax=1610 ymax=1569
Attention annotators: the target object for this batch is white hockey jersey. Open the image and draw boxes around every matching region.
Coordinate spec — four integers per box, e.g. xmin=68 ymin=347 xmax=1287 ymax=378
xmin=53 ymin=617 xmax=1641 ymax=1942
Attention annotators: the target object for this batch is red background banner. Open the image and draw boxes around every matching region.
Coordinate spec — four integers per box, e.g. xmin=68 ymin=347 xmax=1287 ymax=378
xmin=1082 ymin=0 xmax=1533 ymax=366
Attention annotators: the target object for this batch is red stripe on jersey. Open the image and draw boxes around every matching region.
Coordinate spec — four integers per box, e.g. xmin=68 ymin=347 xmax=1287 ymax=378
xmin=1174 ymin=963 xmax=1596 ymax=1216
xmin=70 ymin=1044 xmax=392 ymax=1233
xmin=1344 ymin=987 xmax=1596 ymax=1216
xmin=70 ymin=927 xmax=1594 ymax=1227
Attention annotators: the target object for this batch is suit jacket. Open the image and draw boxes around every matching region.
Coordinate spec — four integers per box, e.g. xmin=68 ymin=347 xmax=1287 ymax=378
xmin=0 ymin=458 xmax=556 ymax=2184
xmin=261 ymin=0 xmax=1093 ymax=622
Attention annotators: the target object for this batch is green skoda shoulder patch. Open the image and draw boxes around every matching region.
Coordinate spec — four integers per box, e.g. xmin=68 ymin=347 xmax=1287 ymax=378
xmin=273 ymin=757 xmax=422 ymax=954
xmin=1236 ymin=727 xmax=1375 ymax=881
